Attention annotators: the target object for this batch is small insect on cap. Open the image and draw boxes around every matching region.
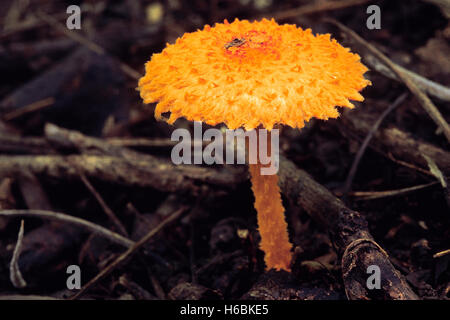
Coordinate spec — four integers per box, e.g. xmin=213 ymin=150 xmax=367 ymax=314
xmin=138 ymin=18 xmax=371 ymax=131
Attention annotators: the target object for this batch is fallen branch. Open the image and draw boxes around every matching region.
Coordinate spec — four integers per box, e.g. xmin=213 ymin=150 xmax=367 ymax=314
xmin=364 ymin=55 xmax=450 ymax=102
xmin=340 ymin=109 xmax=450 ymax=175
xmin=0 ymin=154 xmax=242 ymax=194
xmin=278 ymin=156 xmax=418 ymax=300
xmin=0 ymin=134 xmax=54 ymax=155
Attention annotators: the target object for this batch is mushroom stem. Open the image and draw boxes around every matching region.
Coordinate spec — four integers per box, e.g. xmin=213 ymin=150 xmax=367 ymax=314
xmin=248 ymin=131 xmax=293 ymax=271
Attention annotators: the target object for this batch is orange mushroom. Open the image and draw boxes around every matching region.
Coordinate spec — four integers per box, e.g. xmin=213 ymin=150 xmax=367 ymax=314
xmin=138 ymin=18 xmax=370 ymax=271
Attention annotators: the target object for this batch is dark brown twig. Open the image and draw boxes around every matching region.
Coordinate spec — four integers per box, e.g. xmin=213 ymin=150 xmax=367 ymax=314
xmin=340 ymin=111 xmax=450 ymax=175
xmin=364 ymin=55 xmax=450 ymax=102
xmin=349 ymin=181 xmax=439 ymax=200
xmin=36 ymin=11 xmax=141 ymax=80
xmin=0 ymin=154 xmax=243 ymax=193
xmin=386 ymin=153 xmax=436 ymax=177
xmin=0 ymin=135 xmax=54 ymax=155
xmin=325 ymin=19 xmax=450 ymax=143
xmin=78 ymin=173 xmax=128 ymax=236
xmin=0 ymin=209 xmax=134 ymax=248
xmin=343 ymin=93 xmax=408 ymax=197
xmin=433 ymin=249 xmax=450 ymax=258
xmin=69 ymin=206 xmax=186 ymax=300
xmin=9 ymin=220 xmax=26 ymax=288
xmin=2 ymin=97 xmax=55 ymax=121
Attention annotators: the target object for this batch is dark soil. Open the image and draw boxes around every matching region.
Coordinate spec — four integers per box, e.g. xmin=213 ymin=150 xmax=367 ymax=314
xmin=0 ymin=0 xmax=448 ymax=300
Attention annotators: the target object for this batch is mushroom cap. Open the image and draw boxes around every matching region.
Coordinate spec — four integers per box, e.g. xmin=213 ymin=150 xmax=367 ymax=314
xmin=139 ymin=18 xmax=371 ymax=131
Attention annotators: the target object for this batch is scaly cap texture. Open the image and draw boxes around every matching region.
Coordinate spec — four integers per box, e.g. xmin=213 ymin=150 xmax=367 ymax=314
xmin=139 ymin=18 xmax=370 ymax=130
